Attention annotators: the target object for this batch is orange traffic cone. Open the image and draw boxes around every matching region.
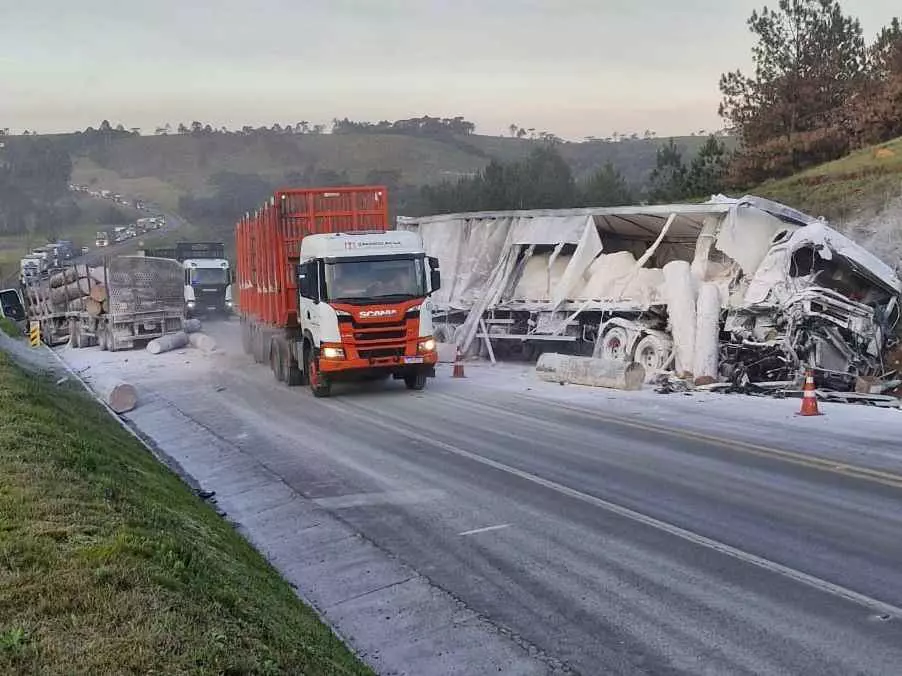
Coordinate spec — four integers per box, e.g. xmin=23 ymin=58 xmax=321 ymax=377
xmin=452 ymin=347 xmax=466 ymax=378
xmin=797 ymin=369 xmax=822 ymax=416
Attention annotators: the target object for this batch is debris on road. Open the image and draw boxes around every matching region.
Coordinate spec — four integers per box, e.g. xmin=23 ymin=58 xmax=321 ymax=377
xmin=95 ymin=377 xmax=138 ymax=413
xmin=536 ymin=353 xmax=645 ymax=390
xmin=187 ymin=332 xmax=217 ymax=353
xmin=146 ymin=331 xmax=189 ymax=355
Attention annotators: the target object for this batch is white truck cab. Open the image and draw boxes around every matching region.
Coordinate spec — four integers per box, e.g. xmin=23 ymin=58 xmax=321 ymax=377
xmin=295 ymin=230 xmax=441 ymax=396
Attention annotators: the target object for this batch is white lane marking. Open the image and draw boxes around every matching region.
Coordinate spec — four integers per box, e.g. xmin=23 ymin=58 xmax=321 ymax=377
xmin=334 ymin=401 xmax=902 ymax=619
xmin=459 ymin=524 xmax=511 ymax=537
xmin=314 ymin=489 xmax=445 ymax=509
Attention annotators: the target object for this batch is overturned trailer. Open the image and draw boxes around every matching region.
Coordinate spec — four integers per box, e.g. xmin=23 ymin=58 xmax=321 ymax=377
xmin=398 ymin=195 xmax=901 ymax=390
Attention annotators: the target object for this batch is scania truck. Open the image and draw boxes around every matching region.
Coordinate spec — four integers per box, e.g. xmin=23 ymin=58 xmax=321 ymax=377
xmin=141 ymin=242 xmax=232 ymax=317
xmin=236 ymin=186 xmax=441 ymax=397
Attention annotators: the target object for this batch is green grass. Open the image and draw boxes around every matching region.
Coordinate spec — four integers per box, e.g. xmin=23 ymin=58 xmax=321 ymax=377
xmin=0 ymin=317 xmax=20 ymax=338
xmin=0 ymin=351 xmax=372 ymax=675
xmin=756 ymin=136 xmax=902 ymax=221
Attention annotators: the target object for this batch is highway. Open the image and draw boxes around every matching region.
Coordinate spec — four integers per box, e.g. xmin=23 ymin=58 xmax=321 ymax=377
xmin=64 ymin=321 xmax=902 ymax=675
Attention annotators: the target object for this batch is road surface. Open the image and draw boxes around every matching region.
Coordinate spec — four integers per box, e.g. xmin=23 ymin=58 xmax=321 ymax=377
xmin=60 ymin=320 xmax=902 ymax=675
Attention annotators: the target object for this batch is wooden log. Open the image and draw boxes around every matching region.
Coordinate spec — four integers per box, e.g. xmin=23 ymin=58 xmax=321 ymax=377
xmin=50 ymin=267 xmax=80 ymax=288
xmin=95 ymin=378 xmax=138 ymax=414
xmin=50 ymin=279 xmax=92 ymax=305
xmin=188 ymin=332 xmax=217 ymax=353
xmin=90 ymin=284 xmax=108 ymax=303
xmin=146 ymin=331 xmax=189 ymax=355
xmin=101 ymin=299 xmax=109 ymax=314
xmin=183 ymin=318 xmax=202 ymax=334
xmin=85 ymin=298 xmax=104 ymax=316
xmin=68 ymin=297 xmax=88 ymax=312
xmin=536 ymin=353 xmax=646 ymax=391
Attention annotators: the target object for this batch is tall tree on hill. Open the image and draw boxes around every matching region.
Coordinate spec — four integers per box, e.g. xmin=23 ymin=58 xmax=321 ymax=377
xmin=719 ymin=0 xmax=867 ymax=180
xmin=647 ymin=140 xmax=689 ymax=203
xmin=580 ymin=163 xmax=633 ymax=207
xmin=686 ymin=136 xmax=730 ymax=198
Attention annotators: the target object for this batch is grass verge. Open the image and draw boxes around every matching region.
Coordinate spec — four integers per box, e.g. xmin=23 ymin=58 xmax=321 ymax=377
xmin=0 ymin=318 xmax=20 ymax=338
xmin=756 ymin=136 xmax=902 ymax=221
xmin=0 ymin=350 xmax=372 ymax=675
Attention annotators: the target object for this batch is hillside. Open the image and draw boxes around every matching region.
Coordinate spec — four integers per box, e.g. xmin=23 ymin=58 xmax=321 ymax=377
xmin=757 ymin=136 xmax=902 ymax=266
xmin=70 ymin=131 xmax=719 ymax=206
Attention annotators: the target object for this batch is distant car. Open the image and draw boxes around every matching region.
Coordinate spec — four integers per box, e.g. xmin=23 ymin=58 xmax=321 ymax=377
xmin=81 ymin=246 xmax=90 ymax=255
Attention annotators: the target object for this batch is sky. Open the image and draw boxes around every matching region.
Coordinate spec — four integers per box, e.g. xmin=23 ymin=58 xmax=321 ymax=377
xmin=1 ymin=0 xmax=898 ymax=139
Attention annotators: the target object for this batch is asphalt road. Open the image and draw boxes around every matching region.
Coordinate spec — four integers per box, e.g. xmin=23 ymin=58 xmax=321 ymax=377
xmin=83 ymin=321 xmax=902 ymax=675
xmin=72 ymin=208 xmax=186 ymax=267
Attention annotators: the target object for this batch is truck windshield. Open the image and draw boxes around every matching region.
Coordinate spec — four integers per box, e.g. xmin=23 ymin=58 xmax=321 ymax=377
xmin=325 ymin=258 xmax=425 ymax=302
xmin=0 ymin=289 xmax=26 ymax=321
xmin=189 ymin=268 xmax=229 ymax=285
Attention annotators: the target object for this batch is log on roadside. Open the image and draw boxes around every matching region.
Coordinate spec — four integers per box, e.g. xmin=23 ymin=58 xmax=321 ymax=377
xmin=188 ymin=332 xmax=216 ymax=353
xmin=146 ymin=331 xmax=189 ymax=355
xmin=536 ymin=353 xmax=646 ymax=391
xmin=94 ymin=377 xmax=138 ymax=414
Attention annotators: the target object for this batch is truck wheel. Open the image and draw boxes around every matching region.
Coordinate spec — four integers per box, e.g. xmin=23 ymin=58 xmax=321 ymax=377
xmin=599 ymin=326 xmax=630 ymax=362
xmin=106 ymin=328 xmax=118 ymax=352
xmin=98 ymin=326 xmax=109 ymax=351
xmin=241 ymin=320 xmax=252 ymax=354
xmin=285 ymin=357 xmax=303 ymax=386
xmin=68 ymin=319 xmax=79 ymax=348
xmin=306 ymin=351 xmax=331 ymax=398
xmin=271 ymin=341 xmax=285 ymax=382
xmin=404 ymin=372 xmax=428 ymax=391
xmin=633 ymin=334 xmax=672 ymax=372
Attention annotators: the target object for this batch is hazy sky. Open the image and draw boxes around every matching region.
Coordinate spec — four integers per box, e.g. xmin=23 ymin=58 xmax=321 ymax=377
xmin=1 ymin=0 xmax=898 ymax=138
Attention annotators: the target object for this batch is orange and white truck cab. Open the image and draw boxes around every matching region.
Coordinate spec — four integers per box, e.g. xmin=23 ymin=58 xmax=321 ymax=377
xmin=296 ymin=231 xmax=441 ymax=396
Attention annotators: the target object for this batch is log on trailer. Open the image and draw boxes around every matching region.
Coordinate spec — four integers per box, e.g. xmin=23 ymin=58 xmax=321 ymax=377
xmin=49 ymin=267 xmax=79 ymax=288
xmin=146 ymin=331 xmax=189 ymax=355
xmin=89 ymin=284 xmax=108 ymax=303
xmin=536 ymin=353 xmax=646 ymax=390
xmin=49 ymin=278 xmax=92 ymax=305
xmin=85 ymin=298 xmax=103 ymax=316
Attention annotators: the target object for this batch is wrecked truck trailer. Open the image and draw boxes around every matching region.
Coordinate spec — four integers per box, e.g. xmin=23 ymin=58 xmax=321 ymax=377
xmin=397 ymin=195 xmax=901 ymax=389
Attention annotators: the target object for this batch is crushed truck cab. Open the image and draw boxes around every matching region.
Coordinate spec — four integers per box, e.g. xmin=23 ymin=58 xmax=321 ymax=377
xmin=236 ymin=186 xmax=441 ymax=397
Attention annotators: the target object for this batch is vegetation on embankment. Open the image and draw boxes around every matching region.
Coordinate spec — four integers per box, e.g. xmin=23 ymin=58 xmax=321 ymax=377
xmin=756 ymin=136 xmax=902 ymax=222
xmin=0 ymin=351 xmax=372 ymax=675
xmin=0 ymin=317 xmax=20 ymax=338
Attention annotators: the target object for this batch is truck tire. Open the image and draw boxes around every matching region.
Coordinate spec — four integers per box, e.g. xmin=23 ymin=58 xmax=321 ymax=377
xmin=633 ymin=333 xmax=672 ymax=372
xmin=599 ymin=326 xmax=630 ymax=362
xmin=106 ymin=327 xmax=119 ymax=352
xmin=271 ymin=340 xmax=285 ymax=382
xmin=241 ymin=320 xmax=252 ymax=354
xmin=404 ymin=372 xmax=428 ymax=391
xmin=68 ymin=319 xmax=79 ymax=348
xmin=306 ymin=348 xmax=331 ymax=398
xmin=281 ymin=341 xmax=303 ymax=386
xmin=98 ymin=326 xmax=109 ymax=351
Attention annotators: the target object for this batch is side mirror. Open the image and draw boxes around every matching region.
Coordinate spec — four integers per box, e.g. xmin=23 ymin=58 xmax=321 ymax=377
xmin=430 ymin=269 xmax=441 ymax=294
xmin=428 ymin=256 xmax=440 ymax=270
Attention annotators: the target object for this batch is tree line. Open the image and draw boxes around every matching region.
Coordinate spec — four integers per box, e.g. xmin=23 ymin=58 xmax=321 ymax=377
xmin=720 ymin=1 xmax=902 ymax=184
xmin=0 ymin=135 xmax=74 ymax=236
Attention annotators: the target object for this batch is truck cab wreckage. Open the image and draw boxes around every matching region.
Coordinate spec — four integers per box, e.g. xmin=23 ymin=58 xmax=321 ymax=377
xmin=399 ymin=195 xmax=901 ymax=395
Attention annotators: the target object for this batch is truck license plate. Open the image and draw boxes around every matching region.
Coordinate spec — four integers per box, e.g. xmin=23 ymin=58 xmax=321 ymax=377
xmin=403 ymin=356 xmax=424 ymax=364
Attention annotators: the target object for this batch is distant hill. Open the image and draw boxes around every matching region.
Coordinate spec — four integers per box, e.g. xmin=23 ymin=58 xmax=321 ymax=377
xmin=68 ymin=131 xmax=726 ymax=214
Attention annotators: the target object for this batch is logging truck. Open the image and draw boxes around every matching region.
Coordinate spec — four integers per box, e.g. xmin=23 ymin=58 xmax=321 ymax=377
xmin=237 ymin=186 xmax=441 ymax=397
xmin=22 ymin=255 xmax=186 ymax=350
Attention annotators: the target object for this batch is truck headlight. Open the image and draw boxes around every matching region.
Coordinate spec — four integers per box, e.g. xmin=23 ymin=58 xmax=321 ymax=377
xmin=187 ymin=301 xmax=196 ymax=309
xmin=418 ymin=338 xmax=436 ymax=353
xmin=322 ymin=346 xmax=345 ymax=359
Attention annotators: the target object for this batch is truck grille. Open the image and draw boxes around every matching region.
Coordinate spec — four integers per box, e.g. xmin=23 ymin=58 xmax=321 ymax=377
xmin=354 ymin=329 xmax=406 ymax=342
xmin=358 ymin=347 xmax=405 ymax=359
